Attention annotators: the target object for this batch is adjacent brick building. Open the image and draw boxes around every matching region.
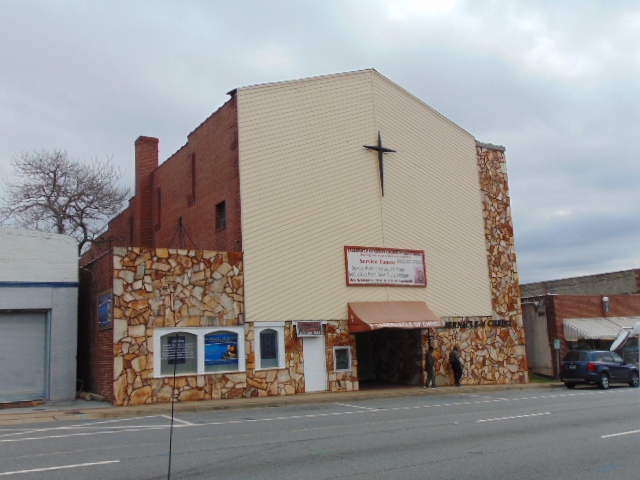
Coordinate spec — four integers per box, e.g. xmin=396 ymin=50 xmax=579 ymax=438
xmin=521 ymin=270 xmax=640 ymax=378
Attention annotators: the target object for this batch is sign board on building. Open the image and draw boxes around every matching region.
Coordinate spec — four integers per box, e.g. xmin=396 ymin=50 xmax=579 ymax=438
xmin=296 ymin=321 xmax=323 ymax=336
xmin=98 ymin=293 xmax=112 ymax=329
xmin=344 ymin=246 xmax=426 ymax=287
xmin=554 ymin=339 xmax=561 ymax=350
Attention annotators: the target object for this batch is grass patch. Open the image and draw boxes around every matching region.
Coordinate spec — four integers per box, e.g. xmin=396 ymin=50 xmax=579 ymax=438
xmin=529 ymin=372 xmax=557 ymax=383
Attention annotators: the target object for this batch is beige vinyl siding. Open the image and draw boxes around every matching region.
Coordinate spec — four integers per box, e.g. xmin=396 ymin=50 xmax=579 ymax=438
xmin=371 ymin=73 xmax=492 ymax=314
xmin=238 ymin=70 xmax=492 ymax=322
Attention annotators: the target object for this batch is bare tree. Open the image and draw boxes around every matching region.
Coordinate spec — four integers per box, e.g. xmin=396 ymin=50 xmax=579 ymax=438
xmin=1 ymin=149 xmax=130 ymax=253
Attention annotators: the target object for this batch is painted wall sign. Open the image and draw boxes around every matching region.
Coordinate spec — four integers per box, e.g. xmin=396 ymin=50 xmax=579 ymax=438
xmin=344 ymin=246 xmax=426 ymax=287
xmin=438 ymin=319 xmax=514 ymax=329
xmin=297 ymin=321 xmax=323 ymax=336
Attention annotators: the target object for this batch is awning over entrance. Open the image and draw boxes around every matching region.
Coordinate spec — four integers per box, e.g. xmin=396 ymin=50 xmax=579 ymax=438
xmin=563 ymin=316 xmax=640 ymax=341
xmin=348 ymin=301 xmax=444 ymax=332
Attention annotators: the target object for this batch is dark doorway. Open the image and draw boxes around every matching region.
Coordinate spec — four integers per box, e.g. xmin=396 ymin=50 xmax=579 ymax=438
xmin=356 ymin=328 xmax=423 ymax=388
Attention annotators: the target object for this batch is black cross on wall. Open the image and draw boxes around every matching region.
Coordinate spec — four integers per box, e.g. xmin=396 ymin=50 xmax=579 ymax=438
xmin=363 ymin=132 xmax=396 ymax=196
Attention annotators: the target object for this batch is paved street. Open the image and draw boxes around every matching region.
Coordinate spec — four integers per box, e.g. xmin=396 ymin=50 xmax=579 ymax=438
xmin=0 ymin=385 xmax=638 ymax=479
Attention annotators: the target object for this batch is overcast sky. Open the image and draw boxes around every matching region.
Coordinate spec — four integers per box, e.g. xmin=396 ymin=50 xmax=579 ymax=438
xmin=1 ymin=0 xmax=638 ymax=284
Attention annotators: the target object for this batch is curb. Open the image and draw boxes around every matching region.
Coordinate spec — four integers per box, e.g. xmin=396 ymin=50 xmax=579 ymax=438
xmin=0 ymin=382 xmax=564 ymax=426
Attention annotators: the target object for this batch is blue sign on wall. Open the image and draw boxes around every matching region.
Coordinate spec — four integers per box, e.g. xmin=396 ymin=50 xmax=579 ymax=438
xmin=205 ymin=332 xmax=238 ymax=367
xmin=98 ymin=294 xmax=112 ymax=329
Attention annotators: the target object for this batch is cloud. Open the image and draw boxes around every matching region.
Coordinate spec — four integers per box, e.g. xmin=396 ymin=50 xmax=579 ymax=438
xmin=1 ymin=0 xmax=638 ymax=283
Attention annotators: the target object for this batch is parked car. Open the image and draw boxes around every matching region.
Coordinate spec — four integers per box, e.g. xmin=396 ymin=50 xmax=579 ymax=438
xmin=560 ymin=350 xmax=639 ymax=390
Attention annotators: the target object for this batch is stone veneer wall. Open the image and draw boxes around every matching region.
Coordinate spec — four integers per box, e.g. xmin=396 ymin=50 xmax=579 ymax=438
xmin=326 ymin=321 xmax=359 ymax=392
xmin=113 ymin=247 xmax=245 ymax=405
xmin=244 ymin=322 xmax=302 ymax=397
xmin=112 ymin=247 xmax=357 ymax=405
xmin=438 ymin=142 xmax=526 ymax=385
xmin=476 ymin=143 xmax=522 ymax=324
xmin=243 ymin=320 xmax=356 ymax=397
xmin=431 ymin=319 xmax=527 ymax=385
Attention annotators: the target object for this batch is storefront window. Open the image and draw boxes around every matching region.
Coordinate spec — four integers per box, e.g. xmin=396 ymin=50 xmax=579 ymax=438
xmin=154 ymin=326 xmax=245 ymax=377
xmin=160 ymin=332 xmax=198 ymax=376
xmin=205 ymin=331 xmax=239 ymax=373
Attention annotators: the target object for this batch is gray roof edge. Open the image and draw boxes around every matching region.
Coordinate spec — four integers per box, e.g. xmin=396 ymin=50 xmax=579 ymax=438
xmin=476 ymin=141 xmax=505 ymax=151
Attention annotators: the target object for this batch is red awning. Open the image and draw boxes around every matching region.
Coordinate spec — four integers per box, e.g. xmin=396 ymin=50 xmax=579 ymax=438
xmin=348 ymin=301 xmax=444 ymax=332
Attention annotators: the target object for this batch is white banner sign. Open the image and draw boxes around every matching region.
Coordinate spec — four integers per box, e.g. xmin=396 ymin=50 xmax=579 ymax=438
xmin=344 ymin=246 xmax=426 ymax=287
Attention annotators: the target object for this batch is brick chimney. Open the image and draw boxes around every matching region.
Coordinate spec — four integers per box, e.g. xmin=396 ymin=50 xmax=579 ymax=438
xmin=134 ymin=136 xmax=158 ymax=247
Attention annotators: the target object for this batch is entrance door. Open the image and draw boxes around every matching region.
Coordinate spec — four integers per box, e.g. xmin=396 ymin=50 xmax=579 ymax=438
xmin=0 ymin=311 xmax=48 ymax=402
xmin=303 ymin=336 xmax=327 ymax=392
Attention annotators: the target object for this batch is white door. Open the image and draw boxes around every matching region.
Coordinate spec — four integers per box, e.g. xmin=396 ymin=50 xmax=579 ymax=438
xmin=303 ymin=336 xmax=327 ymax=392
xmin=0 ymin=312 xmax=48 ymax=402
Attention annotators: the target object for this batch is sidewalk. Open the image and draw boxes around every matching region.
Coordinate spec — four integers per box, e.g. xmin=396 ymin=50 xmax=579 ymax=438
xmin=0 ymin=382 xmax=563 ymax=426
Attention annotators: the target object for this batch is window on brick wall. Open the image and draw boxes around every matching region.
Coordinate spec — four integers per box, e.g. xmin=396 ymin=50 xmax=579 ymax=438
xmin=154 ymin=188 xmax=161 ymax=231
xmin=187 ymin=153 xmax=196 ymax=206
xmin=215 ymin=201 xmax=226 ymax=230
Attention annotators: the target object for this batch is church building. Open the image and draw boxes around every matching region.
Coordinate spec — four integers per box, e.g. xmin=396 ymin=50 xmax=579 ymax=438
xmin=80 ymin=69 xmax=526 ymax=405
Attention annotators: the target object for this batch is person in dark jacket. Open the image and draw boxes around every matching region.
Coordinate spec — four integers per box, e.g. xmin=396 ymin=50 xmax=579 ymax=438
xmin=424 ymin=346 xmax=437 ymax=389
xmin=449 ymin=345 xmax=463 ymax=386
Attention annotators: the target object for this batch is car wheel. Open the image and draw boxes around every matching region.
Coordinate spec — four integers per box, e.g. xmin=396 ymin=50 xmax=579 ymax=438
xmin=564 ymin=382 xmax=576 ymax=389
xmin=629 ymin=372 xmax=639 ymax=388
xmin=598 ymin=373 xmax=610 ymax=390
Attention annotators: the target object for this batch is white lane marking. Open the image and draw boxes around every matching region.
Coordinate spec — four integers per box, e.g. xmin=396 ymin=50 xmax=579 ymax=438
xmin=602 ymin=429 xmax=640 ymax=439
xmin=0 ymin=460 xmax=119 ymax=476
xmin=0 ymin=416 xmax=182 ymax=439
xmin=335 ymin=403 xmax=378 ymax=410
xmin=476 ymin=412 xmax=551 ymax=423
xmin=159 ymin=414 xmax=194 ymax=425
xmin=0 ymin=389 xmax=629 ymax=443
xmin=0 ymin=426 xmax=167 ymax=443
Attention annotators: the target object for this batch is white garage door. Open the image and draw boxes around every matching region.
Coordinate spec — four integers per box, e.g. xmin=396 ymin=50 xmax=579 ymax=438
xmin=0 ymin=312 xmax=48 ymax=402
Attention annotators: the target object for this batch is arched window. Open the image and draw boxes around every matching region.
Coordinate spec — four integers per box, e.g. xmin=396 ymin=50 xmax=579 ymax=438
xmin=255 ymin=323 xmax=285 ymax=370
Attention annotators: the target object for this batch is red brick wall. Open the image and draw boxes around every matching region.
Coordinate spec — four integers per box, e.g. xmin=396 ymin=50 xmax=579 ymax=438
xmin=134 ymin=136 xmax=159 ymax=247
xmin=81 ymin=95 xmax=241 ymax=266
xmin=151 ymin=97 xmax=241 ymax=251
xmin=78 ymin=253 xmax=115 ymax=400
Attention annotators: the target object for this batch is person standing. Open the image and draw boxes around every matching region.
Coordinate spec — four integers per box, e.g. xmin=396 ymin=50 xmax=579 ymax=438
xmin=449 ymin=345 xmax=463 ymax=386
xmin=424 ymin=346 xmax=437 ymax=389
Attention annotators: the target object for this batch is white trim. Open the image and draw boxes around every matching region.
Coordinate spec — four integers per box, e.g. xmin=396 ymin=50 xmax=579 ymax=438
xmin=255 ymin=323 xmax=285 ymax=370
xmin=251 ymin=321 xmax=285 ymax=327
xmin=153 ymin=326 xmax=245 ymax=377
